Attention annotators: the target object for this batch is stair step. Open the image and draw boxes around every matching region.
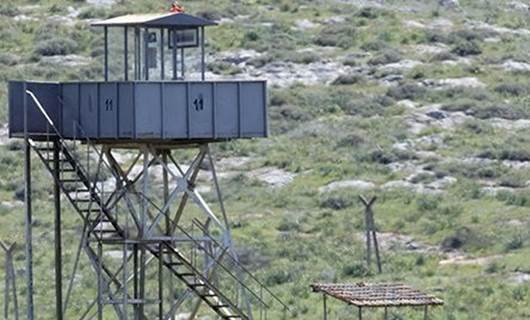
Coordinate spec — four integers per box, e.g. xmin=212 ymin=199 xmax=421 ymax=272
xmin=189 ymin=283 xmax=206 ymax=288
xmin=80 ymin=208 xmax=101 ymax=213
xmin=74 ymin=199 xmax=94 ymax=203
xmin=213 ymin=304 xmax=230 ymax=309
xmin=61 ymin=179 xmax=81 ymax=183
xmin=176 ymin=273 xmax=196 ymax=277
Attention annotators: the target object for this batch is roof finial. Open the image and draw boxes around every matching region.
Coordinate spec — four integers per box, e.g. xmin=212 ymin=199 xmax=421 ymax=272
xmin=170 ymin=0 xmax=185 ymax=13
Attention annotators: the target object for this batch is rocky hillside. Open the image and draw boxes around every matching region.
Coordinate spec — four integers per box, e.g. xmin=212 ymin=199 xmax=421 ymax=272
xmin=0 ymin=0 xmax=529 ymax=319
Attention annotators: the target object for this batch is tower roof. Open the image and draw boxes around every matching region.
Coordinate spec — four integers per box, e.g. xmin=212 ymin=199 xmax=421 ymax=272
xmin=92 ymin=12 xmax=217 ymax=28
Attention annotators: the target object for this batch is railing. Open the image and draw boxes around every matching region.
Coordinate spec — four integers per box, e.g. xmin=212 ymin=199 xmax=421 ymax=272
xmin=191 ymin=219 xmax=289 ymax=315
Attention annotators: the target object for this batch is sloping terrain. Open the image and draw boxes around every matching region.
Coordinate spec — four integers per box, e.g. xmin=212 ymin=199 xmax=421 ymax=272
xmin=0 ymin=0 xmax=529 ymax=319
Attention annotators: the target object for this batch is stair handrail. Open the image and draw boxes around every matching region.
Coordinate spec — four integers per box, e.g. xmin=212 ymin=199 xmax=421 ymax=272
xmin=138 ymin=193 xmax=269 ymax=309
xmin=192 ymin=219 xmax=290 ymax=312
xmin=26 ymin=90 xmax=118 ymax=201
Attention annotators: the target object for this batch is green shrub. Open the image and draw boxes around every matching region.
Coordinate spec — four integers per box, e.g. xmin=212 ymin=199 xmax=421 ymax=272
xmin=343 ymin=95 xmax=395 ymax=116
xmin=286 ymin=50 xmax=320 ymax=64
xmin=319 ymin=194 xmax=354 ymax=210
xmin=368 ymin=49 xmax=401 ymax=65
xmin=504 ymin=235 xmax=524 ymax=252
xmin=355 ymin=7 xmax=385 ymax=19
xmin=494 ymin=83 xmax=528 ymax=96
xmin=33 ymin=37 xmax=78 ymax=57
xmin=0 ymin=3 xmax=19 ymax=16
xmin=387 ymin=83 xmax=426 ymax=100
xmin=196 ymin=9 xmax=223 ymax=21
xmin=314 ymin=25 xmax=356 ymax=49
xmin=78 ymin=6 xmax=108 ymax=19
xmin=331 ymin=74 xmax=365 ymax=86
xmin=0 ymin=52 xmax=19 ymax=66
xmin=429 ymin=51 xmax=457 ymax=62
xmin=342 ymin=263 xmax=371 ymax=277
xmin=360 ymin=40 xmax=388 ymax=51
xmin=207 ymin=61 xmax=242 ymax=75
xmin=451 ymin=40 xmax=482 ymax=56
xmin=416 ymin=196 xmax=440 ymax=211
xmin=266 ymin=270 xmax=291 ymax=286
xmin=441 ymin=227 xmax=478 ymax=250
xmin=247 ymin=55 xmax=273 ymax=68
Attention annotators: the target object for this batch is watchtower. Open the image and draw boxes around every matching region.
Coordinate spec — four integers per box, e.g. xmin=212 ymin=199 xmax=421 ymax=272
xmin=8 ymin=9 xmax=284 ymax=320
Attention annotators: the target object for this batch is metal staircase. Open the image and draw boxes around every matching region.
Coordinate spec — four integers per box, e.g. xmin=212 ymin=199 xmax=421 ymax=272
xmin=25 ymin=90 xmax=287 ymax=319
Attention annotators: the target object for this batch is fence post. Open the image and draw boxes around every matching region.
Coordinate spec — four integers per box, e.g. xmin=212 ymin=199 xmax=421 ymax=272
xmin=359 ymin=196 xmax=382 ymax=273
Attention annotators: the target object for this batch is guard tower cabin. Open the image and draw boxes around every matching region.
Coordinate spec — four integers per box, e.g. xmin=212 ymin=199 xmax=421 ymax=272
xmin=8 ymin=12 xmax=268 ymax=143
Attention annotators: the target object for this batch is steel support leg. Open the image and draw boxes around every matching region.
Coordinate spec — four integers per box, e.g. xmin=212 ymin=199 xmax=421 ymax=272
xmin=24 ymin=138 xmax=34 ymax=320
xmin=53 ymin=140 xmax=63 ymax=320
xmin=323 ymin=294 xmax=327 ymax=320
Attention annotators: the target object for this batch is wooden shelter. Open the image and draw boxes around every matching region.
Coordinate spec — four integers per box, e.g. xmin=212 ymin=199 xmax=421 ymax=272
xmin=311 ymin=283 xmax=444 ymax=320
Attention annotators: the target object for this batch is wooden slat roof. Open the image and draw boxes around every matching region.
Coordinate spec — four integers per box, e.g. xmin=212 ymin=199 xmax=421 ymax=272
xmin=92 ymin=12 xmax=217 ymax=28
xmin=311 ymin=283 xmax=444 ymax=308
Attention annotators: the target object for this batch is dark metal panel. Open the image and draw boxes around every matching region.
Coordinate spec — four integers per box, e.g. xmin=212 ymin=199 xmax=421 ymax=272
xmin=162 ymin=83 xmax=187 ymax=138
xmin=8 ymin=81 xmax=24 ymax=137
xmin=214 ymin=82 xmax=238 ymax=138
xmin=99 ymin=83 xmax=118 ymax=138
xmin=61 ymin=83 xmax=80 ymax=139
xmin=189 ymin=83 xmax=213 ymax=138
xmin=79 ymin=83 xmax=99 ymax=137
xmin=9 ymin=82 xmax=61 ymax=137
xmin=135 ymin=83 xmax=162 ymax=138
xmin=240 ymin=82 xmax=266 ymax=137
xmin=118 ymin=83 xmax=134 ymax=138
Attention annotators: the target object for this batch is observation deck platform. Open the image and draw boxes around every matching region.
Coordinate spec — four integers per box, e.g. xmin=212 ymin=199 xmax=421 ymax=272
xmin=9 ymin=80 xmax=268 ymax=143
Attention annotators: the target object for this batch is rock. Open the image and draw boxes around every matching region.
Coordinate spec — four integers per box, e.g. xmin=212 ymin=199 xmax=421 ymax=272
xmin=422 ymin=77 xmax=486 ymax=89
xmin=218 ymin=50 xmax=262 ymax=65
xmin=406 ymin=104 xmax=472 ymax=135
xmin=404 ymin=20 xmax=426 ymax=29
xmin=438 ymin=0 xmax=459 ymax=9
xmin=1 ymin=201 xmax=23 ymax=209
xmin=215 ymin=157 xmax=251 ymax=171
xmin=380 ymin=74 xmax=404 ymax=86
xmin=0 ymin=124 xmax=9 ymax=146
xmin=426 ymin=111 xmax=447 ymax=120
xmin=396 ymin=100 xmax=418 ymax=109
xmin=468 ymin=21 xmax=530 ymax=36
xmin=294 ymin=19 xmax=318 ymax=30
xmin=481 ymin=186 xmax=515 ymax=195
xmin=508 ymin=1 xmax=530 ymax=12
xmin=382 ymin=180 xmax=417 ymax=190
xmin=86 ymin=0 xmax=116 ymax=7
xmin=40 ymin=55 xmax=92 ymax=68
xmin=380 ymin=59 xmax=423 ymax=71
xmin=502 ymin=60 xmax=530 ymax=73
xmin=429 ymin=18 xmax=454 ymax=31
xmin=413 ymin=44 xmax=448 ymax=55
xmin=439 ymin=255 xmax=501 ymax=266
xmin=428 ymin=176 xmax=457 ymax=190
xmin=13 ymin=14 xmax=37 ymax=22
xmin=319 ymin=180 xmax=375 ymax=193
xmin=246 ymin=167 xmax=297 ymax=188
xmin=322 ymin=16 xmax=346 ymax=25
xmin=509 ymin=272 xmax=530 ymax=284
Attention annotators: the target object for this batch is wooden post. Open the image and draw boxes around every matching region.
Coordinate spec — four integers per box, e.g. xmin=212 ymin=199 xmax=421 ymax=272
xmin=359 ymin=196 xmax=382 ymax=273
xmin=424 ymin=305 xmax=429 ymax=320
